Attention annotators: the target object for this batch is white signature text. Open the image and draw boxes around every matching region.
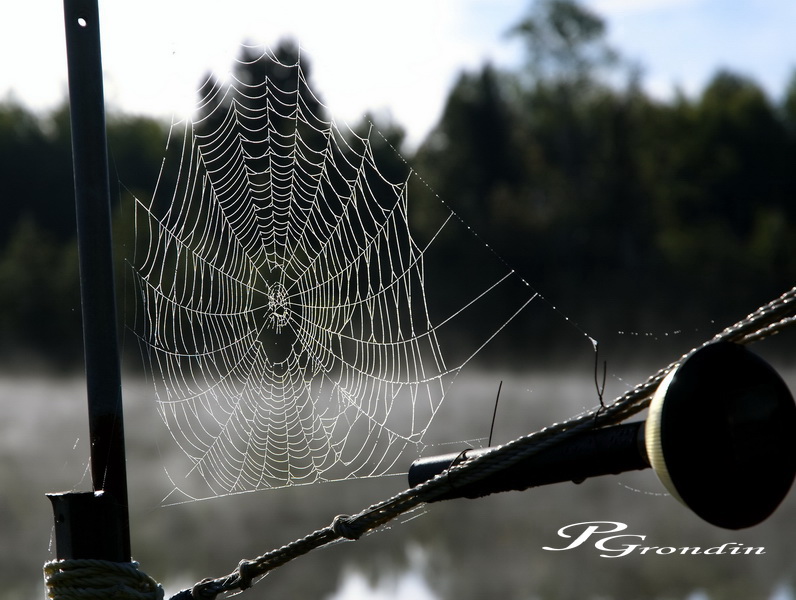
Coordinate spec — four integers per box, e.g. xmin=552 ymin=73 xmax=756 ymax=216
xmin=543 ymin=521 xmax=765 ymax=558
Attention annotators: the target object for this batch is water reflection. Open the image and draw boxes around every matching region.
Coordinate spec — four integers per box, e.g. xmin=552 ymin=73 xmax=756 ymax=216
xmin=2 ymin=369 xmax=795 ymax=600
xmin=326 ymin=545 xmax=439 ymax=600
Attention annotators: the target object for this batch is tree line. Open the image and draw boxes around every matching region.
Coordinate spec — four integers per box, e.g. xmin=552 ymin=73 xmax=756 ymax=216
xmin=1 ymin=0 xmax=795 ymax=366
xmin=410 ymin=0 xmax=796 ymax=359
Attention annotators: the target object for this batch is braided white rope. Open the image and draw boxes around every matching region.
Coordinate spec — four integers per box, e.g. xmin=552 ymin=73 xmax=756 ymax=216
xmin=43 ymin=560 xmax=164 ymax=600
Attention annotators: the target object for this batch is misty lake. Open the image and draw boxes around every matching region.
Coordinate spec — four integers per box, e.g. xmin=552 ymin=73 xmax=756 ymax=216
xmin=2 ymin=366 xmax=794 ymax=600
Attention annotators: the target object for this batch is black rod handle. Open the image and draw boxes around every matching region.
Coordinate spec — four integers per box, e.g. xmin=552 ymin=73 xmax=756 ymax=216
xmin=409 ymin=421 xmax=648 ymax=502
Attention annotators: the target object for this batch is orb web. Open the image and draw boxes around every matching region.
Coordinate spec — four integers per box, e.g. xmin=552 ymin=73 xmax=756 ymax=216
xmin=131 ymin=43 xmax=537 ymax=499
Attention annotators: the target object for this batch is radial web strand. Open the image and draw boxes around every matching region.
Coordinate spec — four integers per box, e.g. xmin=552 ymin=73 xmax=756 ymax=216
xmin=131 ymin=43 xmax=539 ymax=500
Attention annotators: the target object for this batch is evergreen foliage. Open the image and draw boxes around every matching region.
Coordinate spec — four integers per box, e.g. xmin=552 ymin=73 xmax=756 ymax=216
xmin=1 ymin=4 xmax=795 ymax=364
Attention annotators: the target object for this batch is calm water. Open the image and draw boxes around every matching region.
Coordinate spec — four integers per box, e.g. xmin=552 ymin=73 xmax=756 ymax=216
xmin=2 ymin=367 xmax=795 ymax=600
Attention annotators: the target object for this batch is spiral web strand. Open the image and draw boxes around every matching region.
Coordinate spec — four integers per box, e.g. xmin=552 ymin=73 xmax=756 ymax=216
xmin=131 ymin=43 xmax=537 ymax=499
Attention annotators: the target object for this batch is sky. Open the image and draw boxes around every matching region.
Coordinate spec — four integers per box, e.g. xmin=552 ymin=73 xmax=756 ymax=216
xmin=2 ymin=0 xmax=796 ymax=147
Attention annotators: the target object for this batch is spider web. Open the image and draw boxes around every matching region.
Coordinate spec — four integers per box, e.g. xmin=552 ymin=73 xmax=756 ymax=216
xmin=131 ymin=43 xmax=538 ymax=500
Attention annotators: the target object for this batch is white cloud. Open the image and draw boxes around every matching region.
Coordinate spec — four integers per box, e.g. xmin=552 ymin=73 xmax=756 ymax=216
xmin=589 ymin=0 xmax=703 ymax=14
xmin=2 ymin=0 xmax=793 ymax=146
xmin=94 ymin=0 xmax=525 ymax=144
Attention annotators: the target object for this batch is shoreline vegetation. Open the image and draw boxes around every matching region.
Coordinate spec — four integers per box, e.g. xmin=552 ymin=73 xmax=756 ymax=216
xmin=2 ymin=1 xmax=796 ymax=370
xmin=4 ymin=6 xmax=796 ymax=372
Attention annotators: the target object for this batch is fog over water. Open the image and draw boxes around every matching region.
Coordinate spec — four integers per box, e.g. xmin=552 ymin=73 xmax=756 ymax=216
xmin=2 ymin=361 xmax=795 ymax=600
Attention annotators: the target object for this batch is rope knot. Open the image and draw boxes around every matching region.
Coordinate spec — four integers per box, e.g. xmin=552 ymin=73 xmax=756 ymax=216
xmin=236 ymin=560 xmax=257 ymax=590
xmin=331 ymin=514 xmax=362 ymax=540
xmin=191 ymin=578 xmax=221 ymax=600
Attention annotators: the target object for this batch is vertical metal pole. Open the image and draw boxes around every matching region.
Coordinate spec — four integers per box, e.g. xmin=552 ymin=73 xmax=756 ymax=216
xmin=55 ymin=0 xmax=131 ymax=562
